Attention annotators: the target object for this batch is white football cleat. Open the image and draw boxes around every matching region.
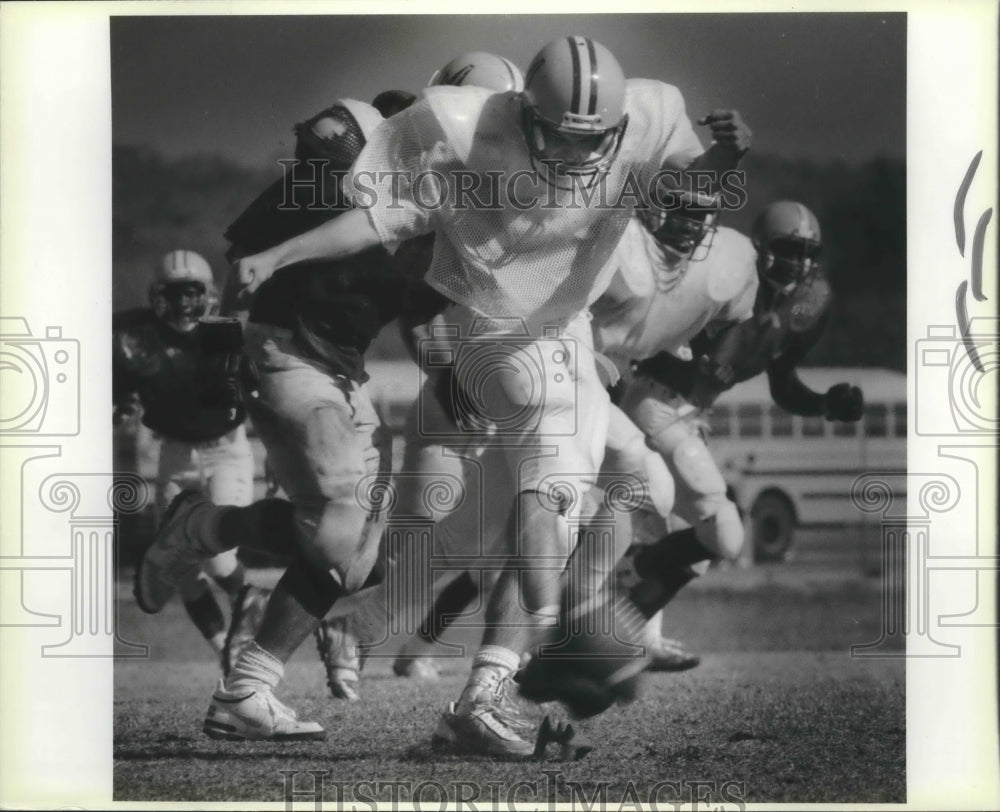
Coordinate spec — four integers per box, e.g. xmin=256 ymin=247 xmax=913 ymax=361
xmin=203 ymin=680 xmax=325 ymax=742
xmin=135 ymin=490 xmax=209 ymax=614
xmin=431 ymin=669 xmax=535 ymax=758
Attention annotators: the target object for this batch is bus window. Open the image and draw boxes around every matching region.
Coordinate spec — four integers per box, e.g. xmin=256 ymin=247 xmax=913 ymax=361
xmin=802 ymin=415 xmax=825 ymax=437
xmin=709 ymin=405 xmax=731 ymax=437
xmin=738 ymin=403 xmax=763 ymax=437
xmin=865 ymin=404 xmax=888 ymax=437
xmin=769 ymin=405 xmax=793 ymax=437
xmin=893 ymin=403 xmax=907 ymax=437
xmin=833 ymin=419 xmax=857 ymax=437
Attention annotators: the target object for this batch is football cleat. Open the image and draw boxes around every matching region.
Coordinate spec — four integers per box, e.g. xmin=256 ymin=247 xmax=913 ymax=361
xmin=315 ymin=617 xmax=362 ymax=701
xmin=223 ymin=585 xmax=272 ymax=678
xmin=646 ymin=637 xmax=701 ymax=672
xmin=134 ymin=490 xmax=210 ymax=614
xmin=431 ymin=669 xmax=535 ymax=758
xmin=202 ymin=679 xmax=325 ymax=742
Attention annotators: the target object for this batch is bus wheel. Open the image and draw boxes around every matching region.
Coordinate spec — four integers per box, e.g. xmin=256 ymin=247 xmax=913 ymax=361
xmin=751 ymin=493 xmax=796 ymax=562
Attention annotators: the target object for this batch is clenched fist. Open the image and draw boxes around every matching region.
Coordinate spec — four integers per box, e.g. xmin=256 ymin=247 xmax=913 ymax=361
xmin=232 ymin=248 xmax=281 ymax=303
xmin=823 ymin=383 xmax=864 ymax=422
xmin=697 ymin=110 xmax=752 ymax=158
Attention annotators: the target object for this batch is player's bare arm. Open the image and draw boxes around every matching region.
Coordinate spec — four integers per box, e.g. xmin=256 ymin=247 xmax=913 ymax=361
xmin=688 ymin=109 xmax=752 ymax=173
xmin=766 ymin=319 xmax=863 ymax=421
xmin=233 ymin=207 xmax=382 ymax=299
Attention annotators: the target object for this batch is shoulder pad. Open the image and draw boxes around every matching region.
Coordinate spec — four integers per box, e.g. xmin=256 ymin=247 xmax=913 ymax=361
xmin=624 ymin=78 xmax=683 ymax=112
xmin=701 ymin=227 xmax=757 ymax=304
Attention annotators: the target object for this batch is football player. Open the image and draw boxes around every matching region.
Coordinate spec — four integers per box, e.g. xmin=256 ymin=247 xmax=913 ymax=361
xmin=310 ymin=52 xmax=528 ymax=697
xmin=116 ymin=250 xmax=269 ymax=675
xmin=230 ymin=37 xmax=749 ymax=755
xmin=386 ymin=193 xmax=735 ymax=680
xmin=588 ymin=188 xmax=756 ymax=671
xmin=150 ymin=36 xmax=750 ymax=755
xmin=134 ymin=96 xmax=437 ymax=742
xmin=600 ymin=201 xmax=864 ymax=639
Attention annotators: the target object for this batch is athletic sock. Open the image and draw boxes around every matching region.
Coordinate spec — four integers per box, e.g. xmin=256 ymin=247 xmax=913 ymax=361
xmin=457 ymin=646 xmax=521 ymax=713
xmin=473 ymin=645 xmax=521 ymax=673
xmin=225 ymin=641 xmax=283 ymax=694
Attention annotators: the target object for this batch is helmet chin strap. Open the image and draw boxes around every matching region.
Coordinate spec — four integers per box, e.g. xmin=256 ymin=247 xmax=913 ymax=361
xmin=659 ymin=240 xmax=692 ymax=264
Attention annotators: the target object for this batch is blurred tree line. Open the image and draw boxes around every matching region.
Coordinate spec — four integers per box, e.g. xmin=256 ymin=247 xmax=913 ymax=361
xmin=113 ymin=144 xmax=906 ymax=370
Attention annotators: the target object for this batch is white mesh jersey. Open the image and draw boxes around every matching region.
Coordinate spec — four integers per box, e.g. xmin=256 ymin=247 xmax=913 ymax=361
xmin=591 ymin=222 xmax=758 ymax=371
xmin=347 ymin=80 xmax=703 ymax=331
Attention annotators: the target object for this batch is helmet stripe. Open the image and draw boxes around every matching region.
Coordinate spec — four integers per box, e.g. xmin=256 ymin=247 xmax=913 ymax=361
xmin=500 ymin=57 xmax=517 ymax=90
xmin=567 ymin=36 xmax=582 ymax=115
xmin=795 ymin=202 xmax=812 ymax=238
xmin=585 ymin=37 xmax=599 ymax=116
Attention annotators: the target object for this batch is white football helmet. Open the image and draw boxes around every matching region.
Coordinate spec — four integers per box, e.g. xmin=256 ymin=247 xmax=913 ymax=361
xmin=428 ymin=51 xmax=524 ymax=92
xmin=149 ymin=250 xmax=218 ymax=333
xmin=521 ymin=36 xmax=629 ymax=189
xmin=752 ymin=201 xmax=822 ymax=292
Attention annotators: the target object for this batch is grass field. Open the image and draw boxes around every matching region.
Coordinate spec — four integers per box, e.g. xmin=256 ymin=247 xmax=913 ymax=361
xmin=114 ymin=541 xmax=904 ymax=805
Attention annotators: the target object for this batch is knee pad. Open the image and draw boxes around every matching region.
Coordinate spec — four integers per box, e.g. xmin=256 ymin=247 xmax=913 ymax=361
xmin=282 ymin=556 xmax=342 ymax=619
xmin=693 ymin=499 xmax=744 ymax=561
xmin=670 ymin=435 xmax=728 ymax=498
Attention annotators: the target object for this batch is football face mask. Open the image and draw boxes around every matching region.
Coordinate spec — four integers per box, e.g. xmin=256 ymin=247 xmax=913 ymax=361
xmin=521 ymin=36 xmax=629 ymax=192
xmin=157 ymin=281 xmax=210 ymax=333
xmin=643 ymin=190 xmax=720 ymax=262
xmin=760 ymin=235 xmax=821 ymax=290
xmin=523 ymin=113 xmax=628 ymax=191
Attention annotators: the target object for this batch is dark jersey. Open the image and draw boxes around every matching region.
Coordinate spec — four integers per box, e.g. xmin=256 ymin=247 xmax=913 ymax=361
xmin=636 ymin=271 xmax=832 ymax=414
xmin=225 ymin=102 xmax=441 ymax=382
xmin=113 ymin=308 xmax=246 ymax=442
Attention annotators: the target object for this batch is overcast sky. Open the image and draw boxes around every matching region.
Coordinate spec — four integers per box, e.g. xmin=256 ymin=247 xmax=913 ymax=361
xmin=111 ymin=12 xmax=905 ymax=168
